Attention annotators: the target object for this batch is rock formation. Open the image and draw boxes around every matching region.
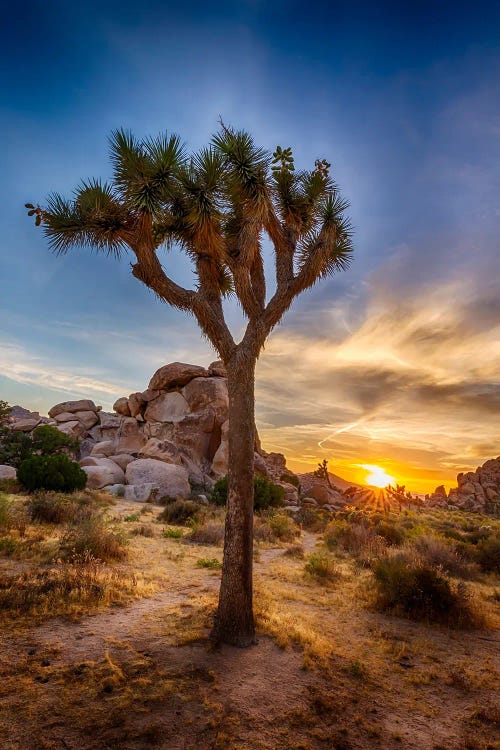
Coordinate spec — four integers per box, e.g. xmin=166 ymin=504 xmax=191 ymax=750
xmin=6 ymin=361 xmax=298 ymax=505
xmin=427 ymin=457 xmax=500 ymax=514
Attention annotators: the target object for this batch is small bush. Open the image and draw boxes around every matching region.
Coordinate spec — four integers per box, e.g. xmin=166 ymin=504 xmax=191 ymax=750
xmin=305 ymin=553 xmax=337 ymax=581
xmin=375 ymin=521 xmax=406 ymax=546
xmin=28 ymin=492 xmax=81 ymax=524
xmin=280 ymin=473 xmax=300 ymax=489
xmin=188 ymin=520 xmax=225 ymax=546
xmin=283 ymin=543 xmax=305 ymax=559
xmin=476 ymin=535 xmax=500 ymax=574
xmin=210 ymin=475 xmax=285 ymax=510
xmin=158 ymin=499 xmax=201 ymax=525
xmin=414 ymin=534 xmax=478 ymax=579
xmin=372 ymin=554 xmax=483 ymax=628
xmin=163 ymin=527 xmax=183 ymax=539
xmin=124 ymin=513 xmax=140 ymax=522
xmin=0 ymin=537 xmax=17 ymax=556
xmin=268 ymin=512 xmax=299 ymax=542
xmin=295 ymin=507 xmax=329 ymax=533
xmin=60 ymin=516 xmax=127 ymax=562
xmin=0 ymin=477 xmax=22 ymax=494
xmin=131 ymin=524 xmax=155 ymax=537
xmin=18 ymin=454 xmax=86 ymax=493
xmin=197 ymin=557 xmax=222 ymax=569
xmin=0 ymin=497 xmax=29 ymax=536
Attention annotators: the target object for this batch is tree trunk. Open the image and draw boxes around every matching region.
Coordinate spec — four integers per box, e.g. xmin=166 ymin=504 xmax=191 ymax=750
xmin=211 ymin=351 xmax=257 ymax=647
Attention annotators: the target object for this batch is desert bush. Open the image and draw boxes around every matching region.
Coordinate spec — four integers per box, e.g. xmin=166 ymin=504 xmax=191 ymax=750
xmin=131 ymin=524 xmax=155 ymax=537
xmin=18 ymin=454 xmax=86 ymax=493
xmin=268 ymin=512 xmax=299 ymax=541
xmin=253 ymin=517 xmax=275 ymax=542
xmin=197 ymin=557 xmax=222 ymax=569
xmin=476 ymin=535 xmax=500 ymax=574
xmin=295 ymin=507 xmax=329 ymax=532
xmin=372 ymin=553 xmax=483 ymax=628
xmin=0 ymin=537 xmax=17 ymax=556
xmin=280 ymin=473 xmax=300 ymax=489
xmin=413 ymin=534 xmax=479 ymax=579
xmin=187 ymin=519 xmax=225 ymax=546
xmin=0 ymin=494 xmax=10 ymax=529
xmin=163 ymin=527 xmax=183 ymax=539
xmin=60 ymin=515 xmax=127 ymax=562
xmin=324 ymin=519 xmax=383 ymax=557
xmin=305 ymin=553 xmax=337 ymax=581
xmin=158 ymin=499 xmax=201 ymax=525
xmin=27 ymin=492 xmax=80 ymax=524
xmin=31 ymin=424 xmax=79 ymax=457
xmin=210 ymin=475 xmax=285 ymax=510
xmin=0 ymin=477 xmax=22 ymax=494
xmin=375 ymin=521 xmax=406 ymax=546
xmin=283 ymin=543 xmax=305 ymax=559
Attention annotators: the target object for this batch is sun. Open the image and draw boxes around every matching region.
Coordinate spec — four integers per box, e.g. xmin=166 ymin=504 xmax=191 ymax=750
xmin=361 ymin=464 xmax=396 ymax=488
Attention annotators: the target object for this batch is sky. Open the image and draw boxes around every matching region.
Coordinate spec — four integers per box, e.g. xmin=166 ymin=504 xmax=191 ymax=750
xmin=1 ymin=0 xmax=499 ymax=493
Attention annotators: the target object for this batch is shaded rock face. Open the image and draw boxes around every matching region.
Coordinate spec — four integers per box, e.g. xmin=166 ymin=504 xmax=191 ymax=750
xmin=427 ymin=456 xmax=500 ymax=513
xmin=7 ymin=361 xmax=298 ymax=501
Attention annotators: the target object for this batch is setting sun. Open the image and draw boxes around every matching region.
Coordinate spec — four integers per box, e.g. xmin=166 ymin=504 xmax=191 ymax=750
xmin=361 ymin=464 xmax=396 ymax=488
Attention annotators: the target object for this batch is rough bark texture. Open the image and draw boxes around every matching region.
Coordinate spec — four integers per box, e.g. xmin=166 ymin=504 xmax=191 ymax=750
xmin=211 ymin=353 xmax=256 ymax=647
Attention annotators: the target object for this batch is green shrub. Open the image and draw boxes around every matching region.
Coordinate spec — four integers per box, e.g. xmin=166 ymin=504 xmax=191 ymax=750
xmin=123 ymin=513 xmax=140 ymax=522
xmin=476 ymin=536 xmax=500 ymax=574
xmin=375 ymin=521 xmax=406 ymax=546
xmin=268 ymin=512 xmax=299 ymax=542
xmin=158 ymin=499 xmax=201 ymax=525
xmin=283 ymin=543 xmax=305 ymax=559
xmin=196 ymin=557 xmax=222 ymax=569
xmin=0 ymin=537 xmax=17 ymax=556
xmin=163 ymin=527 xmax=183 ymax=539
xmin=305 ymin=553 xmax=337 ymax=581
xmin=295 ymin=507 xmax=329 ymax=533
xmin=210 ymin=475 xmax=285 ymax=510
xmin=31 ymin=425 xmax=79 ymax=457
xmin=17 ymin=454 xmax=87 ymax=493
xmin=60 ymin=515 xmax=127 ymax=562
xmin=0 ymin=495 xmax=10 ymax=529
xmin=0 ymin=427 xmax=33 ymax=469
xmin=372 ymin=554 xmax=482 ymax=628
xmin=280 ymin=473 xmax=300 ymax=489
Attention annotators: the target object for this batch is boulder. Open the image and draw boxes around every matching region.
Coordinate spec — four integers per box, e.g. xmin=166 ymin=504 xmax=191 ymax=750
xmin=104 ymin=484 xmax=125 ymax=497
xmin=211 ymin=420 xmax=229 ymax=476
xmin=0 ymin=465 xmax=16 ymax=480
xmin=115 ymin=417 xmax=147 ymax=453
xmin=54 ymin=412 xmax=77 ymax=423
xmin=12 ymin=418 xmax=41 ymax=432
xmin=10 ymin=405 xmax=39 ymax=420
xmin=276 ymin=482 xmax=299 ymax=505
xmin=74 ymin=410 xmax=99 ymax=429
xmin=113 ymin=397 xmax=131 ymax=417
xmin=433 ymin=485 xmax=447 ymax=498
xmin=182 ymin=377 xmax=228 ymax=420
xmin=307 ymin=484 xmax=344 ymax=507
xmin=149 ymin=362 xmax=209 ymax=390
xmin=208 ymin=360 xmax=227 ymax=377
xmin=139 ymin=388 xmax=161 ymax=403
xmin=254 ymin=453 xmax=269 ymax=477
xmin=82 ymin=459 xmax=125 ymax=489
xmin=48 ymin=399 xmax=97 ymax=418
xmin=128 ymin=392 xmax=145 ymax=418
xmin=90 ymin=441 xmax=116 ymax=457
xmin=173 ymin=410 xmax=217 ymax=466
xmin=125 ymin=458 xmax=190 ymax=500
xmin=144 ymin=392 xmax=190 ymax=423
xmin=107 ymin=454 xmax=136 ymax=471
xmin=138 ymin=438 xmax=181 ymax=464
xmin=56 ymin=420 xmax=86 ymax=439
xmin=124 ymin=483 xmax=156 ymax=502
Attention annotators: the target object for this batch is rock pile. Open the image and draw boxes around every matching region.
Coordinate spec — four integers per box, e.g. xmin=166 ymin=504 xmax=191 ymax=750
xmin=6 ymin=361 xmax=299 ymax=505
xmin=427 ymin=457 xmax=500 ymax=514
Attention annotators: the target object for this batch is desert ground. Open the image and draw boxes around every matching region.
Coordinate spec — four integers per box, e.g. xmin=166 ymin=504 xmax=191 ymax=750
xmin=0 ymin=491 xmax=498 ymax=750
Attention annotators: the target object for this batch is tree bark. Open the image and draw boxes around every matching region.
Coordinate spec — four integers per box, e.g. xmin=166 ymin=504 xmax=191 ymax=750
xmin=211 ymin=351 xmax=257 ymax=647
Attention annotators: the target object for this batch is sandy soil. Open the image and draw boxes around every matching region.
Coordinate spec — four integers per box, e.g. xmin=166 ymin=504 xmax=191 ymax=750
xmin=1 ymin=499 xmax=498 ymax=750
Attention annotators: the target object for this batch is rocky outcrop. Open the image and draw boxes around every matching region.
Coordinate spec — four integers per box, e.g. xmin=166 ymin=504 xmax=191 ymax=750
xmin=427 ymin=456 xmax=500 ymax=513
xmin=6 ymin=361 xmax=297 ymax=503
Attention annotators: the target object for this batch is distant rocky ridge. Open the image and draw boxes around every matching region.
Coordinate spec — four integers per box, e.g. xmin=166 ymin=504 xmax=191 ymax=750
xmin=427 ymin=457 xmax=500 ymax=514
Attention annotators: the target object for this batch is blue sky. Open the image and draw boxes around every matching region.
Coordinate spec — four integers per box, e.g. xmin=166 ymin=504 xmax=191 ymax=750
xmin=1 ymin=0 xmax=499 ymax=491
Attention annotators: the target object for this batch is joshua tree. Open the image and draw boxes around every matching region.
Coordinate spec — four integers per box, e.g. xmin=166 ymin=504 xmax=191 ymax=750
xmin=314 ymin=458 xmax=333 ymax=488
xmin=27 ymin=125 xmax=353 ymax=646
